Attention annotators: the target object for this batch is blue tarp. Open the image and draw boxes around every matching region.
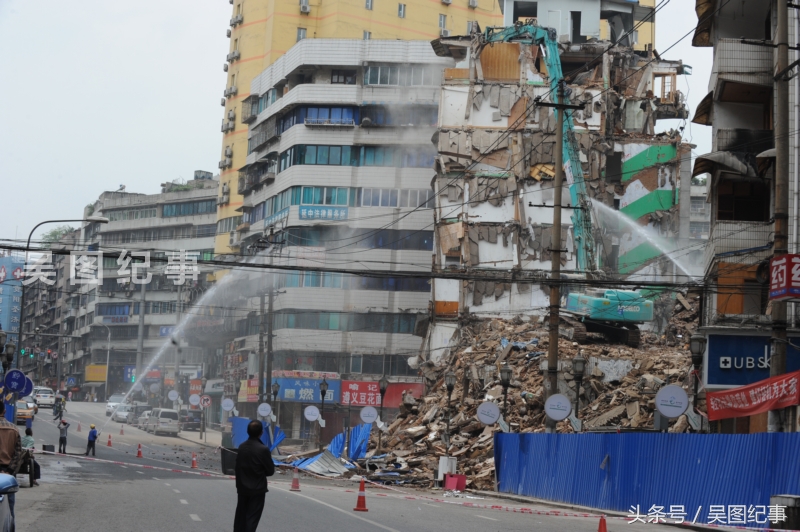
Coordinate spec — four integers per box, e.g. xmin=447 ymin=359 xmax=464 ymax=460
xmin=500 ymin=337 xmax=538 ymax=350
xmin=230 ymin=417 xmax=284 ymax=451
xmin=495 ymin=433 xmax=800 ymax=529
xmin=328 ymin=432 xmax=345 ymax=458
xmin=348 ymin=423 xmax=372 ymax=460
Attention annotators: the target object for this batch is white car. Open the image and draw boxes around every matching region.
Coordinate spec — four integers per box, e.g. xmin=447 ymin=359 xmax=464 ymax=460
xmin=105 ymin=394 xmax=126 ymax=416
xmin=136 ymin=411 xmax=151 ymax=429
xmin=33 ymin=389 xmax=55 ymax=408
xmin=112 ymin=404 xmax=134 ymax=423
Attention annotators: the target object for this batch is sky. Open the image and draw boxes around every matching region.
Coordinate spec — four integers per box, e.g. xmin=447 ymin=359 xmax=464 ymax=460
xmin=0 ymin=0 xmax=712 ymax=243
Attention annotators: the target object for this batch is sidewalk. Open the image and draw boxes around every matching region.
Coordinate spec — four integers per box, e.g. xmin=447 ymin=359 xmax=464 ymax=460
xmin=467 ymin=490 xmax=713 ymax=532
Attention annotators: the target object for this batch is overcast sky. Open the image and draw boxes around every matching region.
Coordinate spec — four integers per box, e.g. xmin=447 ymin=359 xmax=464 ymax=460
xmin=0 ymin=0 xmax=711 ymax=243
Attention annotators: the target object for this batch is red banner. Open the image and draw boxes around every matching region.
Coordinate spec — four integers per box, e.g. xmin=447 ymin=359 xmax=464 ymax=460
xmin=341 ymin=381 xmax=425 ymax=408
xmin=707 ymin=370 xmax=800 ymax=421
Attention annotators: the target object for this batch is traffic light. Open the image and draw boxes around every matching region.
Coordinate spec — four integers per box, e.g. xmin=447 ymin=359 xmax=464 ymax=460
xmin=47 ymin=349 xmax=51 ymax=356
xmin=131 ymin=374 xmax=135 ymax=383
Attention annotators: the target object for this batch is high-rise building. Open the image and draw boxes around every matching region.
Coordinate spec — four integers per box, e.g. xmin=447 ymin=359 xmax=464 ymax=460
xmin=215 ymin=0 xmax=505 ymax=256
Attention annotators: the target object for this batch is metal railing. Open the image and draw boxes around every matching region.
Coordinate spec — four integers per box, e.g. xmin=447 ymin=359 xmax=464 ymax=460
xmin=703 ymin=220 xmax=773 ymax=274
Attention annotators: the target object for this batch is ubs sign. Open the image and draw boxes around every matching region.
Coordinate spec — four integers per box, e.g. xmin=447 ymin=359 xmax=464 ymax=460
xmin=705 ymin=334 xmax=800 ymax=389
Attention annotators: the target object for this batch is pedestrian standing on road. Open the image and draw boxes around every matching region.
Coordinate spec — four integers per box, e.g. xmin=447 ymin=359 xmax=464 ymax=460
xmin=57 ymin=420 xmax=70 ymax=454
xmin=0 ymin=401 xmax=22 ymax=519
xmin=67 ymin=391 xmax=72 ymax=402
xmin=233 ymin=420 xmax=275 ymax=532
xmin=85 ymin=424 xmax=98 ymax=457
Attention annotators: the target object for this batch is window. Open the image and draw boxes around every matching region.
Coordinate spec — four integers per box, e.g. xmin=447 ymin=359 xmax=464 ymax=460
xmin=233 ymin=38 xmax=239 ymax=50
xmin=439 ymin=14 xmax=447 ymax=29
xmin=398 ymin=3 xmax=405 ymax=17
xmin=467 ymin=20 xmax=475 ymax=33
xmin=162 ymin=200 xmax=216 ymax=217
xmin=363 ymin=65 xmax=438 ymax=86
xmin=297 ymin=27 xmax=307 ymax=41
xmin=363 ymin=31 xmax=371 ymax=40
xmin=331 ymin=70 xmax=356 ymax=84
xmin=365 ymin=0 xmax=372 ymax=9
xmin=690 ymin=222 xmax=710 ymax=237
xmin=217 ymin=216 xmax=243 ymax=234
xmin=301 ymin=187 xmax=350 ymax=206
xmin=690 ymin=197 xmax=706 ymax=214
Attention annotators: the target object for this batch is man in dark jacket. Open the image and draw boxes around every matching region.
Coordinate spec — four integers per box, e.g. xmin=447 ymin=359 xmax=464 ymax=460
xmin=234 ymin=420 xmax=275 ymax=532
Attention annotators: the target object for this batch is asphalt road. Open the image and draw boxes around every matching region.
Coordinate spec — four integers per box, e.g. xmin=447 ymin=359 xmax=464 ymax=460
xmin=14 ymin=403 xmax=665 ymax=531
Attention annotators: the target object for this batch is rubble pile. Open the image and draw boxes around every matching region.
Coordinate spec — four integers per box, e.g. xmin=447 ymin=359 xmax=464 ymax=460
xmin=367 ymin=299 xmax=700 ymax=489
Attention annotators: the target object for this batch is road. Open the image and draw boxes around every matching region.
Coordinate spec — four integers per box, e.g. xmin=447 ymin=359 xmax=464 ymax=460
xmin=13 ymin=402 xmax=661 ymax=531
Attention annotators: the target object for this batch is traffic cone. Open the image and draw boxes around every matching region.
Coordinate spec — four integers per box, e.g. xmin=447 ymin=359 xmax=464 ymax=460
xmin=136 ymin=444 xmax=143 ymax=459
xmin=107 ymin=434 xmax=112 ymax=447
xmin=120 ymin=425 xmax=124 ymax=436
xmin=191 ymin=452 xmax=198 ymax=469
xmin=77 ymin=422 xmax=81 ymax=433
xmin=598 ymin=515 xmax=607 ymax=532
xmin=353 ymin=476 xmax=368 ymax=512
xmin=289 ymin=468 xmax=301 ymax=491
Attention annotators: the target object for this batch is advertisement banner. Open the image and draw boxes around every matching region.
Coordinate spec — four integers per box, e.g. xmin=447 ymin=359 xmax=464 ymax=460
xmin=237 ymin=378 xmax=259 ymax=403
xmin=706 ymin=370 xmax=800 ymax=421
xmin=340 ymin=381 xmax=425 ymax=408
xmin=704 ymin=333 xmax=800 ymax=389
xmin=84 ymin=365 xmax=107 ymax=382
xmin=769 ymin=254 xmax=800 ymax=301
xmin=272 ymin=370 xmax=340 ymax=403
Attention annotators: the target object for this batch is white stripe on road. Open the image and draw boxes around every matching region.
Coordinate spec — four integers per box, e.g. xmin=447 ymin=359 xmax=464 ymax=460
xmin=180 ymin=500 xmax=188 ymax=505
xmin=276 ymin=486 xmax=401 ymax=532
xmin=189 ymin=514 xmax=201 ymax=521
xmin=173 ymin=489 xmax=181 ymax=493
xmin=152 ymin=477 xmax=160 ymax=480
xmin=164 ymin=483 xmax=171 ymax=486
xmin=476 ymin=515 xmax=497 ymax=521
xmin=120 ymin=466 xmax=128 ymax=469
xmin=136 ymin=471 xmax=143 ymax=474
xmin=423 ymin=503 xmax=440 ymax=508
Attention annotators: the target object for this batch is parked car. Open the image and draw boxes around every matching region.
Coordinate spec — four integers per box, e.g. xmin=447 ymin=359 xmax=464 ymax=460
xmin=112 ymin=404 xmax=135 ymax=423
xmin=146 ymin=408 xmax=180 ymax=436
xmin=136 ymin=411 xmax=151 ymax=429
xmin=126 ymin=404 xmax=151 ymax=425
xmin=179 ymin=407 xmax=202 ymax=431
xmin=19 ymin=396 xmax=38 ymax=414
xmin=105 ymin=394 xmax=126 ymax=416
xmin=34 ymin=389 xmax=55 ymax=408
xmin=0 ymin=474 xmax=19 ymax=532
xmin=15 ymin=402 xmax=34 ymax=425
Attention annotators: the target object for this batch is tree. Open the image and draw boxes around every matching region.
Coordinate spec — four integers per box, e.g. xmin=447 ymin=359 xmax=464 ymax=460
xmin=39 ymin=225 xmax=76 ymax=248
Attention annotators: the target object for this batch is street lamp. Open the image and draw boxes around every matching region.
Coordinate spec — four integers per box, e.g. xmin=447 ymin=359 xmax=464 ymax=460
xmin=318 ymin=378 xmax=328 ymax=452
xmin=444 ymin=371 xmax=456 ymax=453
xmin=271 ymin=381 xmax=280 ymax=425
xmin=689 ymin=333 xmax=707 ymax=400
xmin=377 ymin=375 xmax=389 ymax=453
xmin=499 ymin=363 xmax=512 ymax=426
xmin=572 ymin=352 xmax=586 ymax=418
xmin=17 ymin=217 xmax=109 ymax=369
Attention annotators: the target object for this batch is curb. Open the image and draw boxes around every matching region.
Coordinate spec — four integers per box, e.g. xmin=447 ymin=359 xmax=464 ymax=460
xmin=176 ymin=432 xmax=221 ymax=450
xmin=466 ymin=490 xmax=711 ymax=532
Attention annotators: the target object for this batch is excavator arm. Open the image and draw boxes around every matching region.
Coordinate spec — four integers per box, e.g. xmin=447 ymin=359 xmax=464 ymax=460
xmin=475 ymin=21 xmax=597 ymax=272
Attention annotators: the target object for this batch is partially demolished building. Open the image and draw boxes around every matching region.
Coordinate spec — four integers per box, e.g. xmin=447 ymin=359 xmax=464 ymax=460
xmin=424 ymin=26 xmax=691 ymax=361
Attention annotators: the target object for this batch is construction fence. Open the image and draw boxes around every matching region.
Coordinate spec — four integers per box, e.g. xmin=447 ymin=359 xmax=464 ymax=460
xmin=494 ymin=432 xmax=800 ymax=527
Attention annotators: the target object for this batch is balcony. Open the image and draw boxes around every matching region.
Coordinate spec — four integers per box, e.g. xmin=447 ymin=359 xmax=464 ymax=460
xmin=703 ymin=220 xmax=774 ymax=273
xmin=304 ymin=118 xmax=355 ymax=129
xmin=241 ymin=98 xmax=258 ymax=124
xmin=713 ymin=128 xmax=773 ymax=155
xmin=710 ymin=39 xmax=772 ymax=103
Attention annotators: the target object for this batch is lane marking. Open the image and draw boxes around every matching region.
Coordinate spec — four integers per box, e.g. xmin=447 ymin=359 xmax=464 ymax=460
xmin=424 ymin=503 xmax=441 ymax=508
xmin=136 ymin=471 xmax=143 ymax=474
xmin=189 ymin=514 xmax=201 ymax=521
xmin=153 ymin=477 xmax=160 ymax=480
xmin=165 ymin=483 xmax=171 ymax=486
xmin=173 ymin=489 xmax=181 ymax=493
xmin=120 ymin=466 xmax=128 ymax=469
xmin=275 ymin=486 xmax=401 ymax=532
xmin=476 ymin=515 xmax=498 ymax=521
xmin=180 ymin=500 xmax=188 ymax=505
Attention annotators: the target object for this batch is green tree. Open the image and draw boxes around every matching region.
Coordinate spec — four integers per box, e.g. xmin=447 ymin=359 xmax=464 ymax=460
xmin=39 ymin=225 xmax=76 ymax=248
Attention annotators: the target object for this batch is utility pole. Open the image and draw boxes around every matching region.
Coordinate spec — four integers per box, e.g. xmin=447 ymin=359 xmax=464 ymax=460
xmin=135 ymin=280 xmax=147 ymax=386
xmin=539 ymin=82 xmax=584 ymax=432
xmin=771 ymin=0 xmax=790 ymax=433
xmin=174 ymin=283 xmax=183 ymax=408
xmin=257 ymin=284 xmax=276 ymax=407
xmin=258 ymin=291 xmax=266 ymax=409
xmin=266 ymin=283 xmax=274 ymax=406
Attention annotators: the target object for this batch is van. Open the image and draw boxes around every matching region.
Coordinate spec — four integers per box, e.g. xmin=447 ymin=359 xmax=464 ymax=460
xmin=146 ymin=408 xmax=180 ymax=436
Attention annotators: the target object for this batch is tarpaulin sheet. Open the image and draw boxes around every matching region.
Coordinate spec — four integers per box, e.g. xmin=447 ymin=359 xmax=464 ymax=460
xmin=348 ymin=423 xmax=372 ymax=460
xmin=293 ymin=450 xmax=349 ymax=477
xmin=328 ymin=433 xmax=345 ymax=458
xmin=230 ymin=417 xmax=276 ymax=448
xmin=495 ymin=433 xmax=800 ymax=528
xmin=268 ymin=425 xmax=286 ymax=452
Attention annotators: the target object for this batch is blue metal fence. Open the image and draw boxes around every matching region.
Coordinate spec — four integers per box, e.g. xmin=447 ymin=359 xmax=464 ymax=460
xmin=495 ymin=433 xmax=800 ymax=527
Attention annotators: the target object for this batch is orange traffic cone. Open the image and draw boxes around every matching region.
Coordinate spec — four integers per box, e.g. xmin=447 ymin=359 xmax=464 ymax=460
xmin=120 ymin=425 xmax=124 ymax=436
xmin=107 ymin=434 xmax=112 ymax=447
xmin=191 ymin=452 xmax=198 ymax=469
xmin=77 ymin=422 xmax=81 ymax=433
xmin=598 ymin=515 xmax=607 ymax=532
xmin=136 ymin=444 xmax=143 ymax=459
xmin=289 ymin=468 xmax=301 ymax=491
xmin=353 ymin=477 xmax=368 ymax=512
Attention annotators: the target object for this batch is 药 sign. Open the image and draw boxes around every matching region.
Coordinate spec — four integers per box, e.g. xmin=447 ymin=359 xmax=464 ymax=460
xmin=769 ymin=254 xmax=800 ymax=302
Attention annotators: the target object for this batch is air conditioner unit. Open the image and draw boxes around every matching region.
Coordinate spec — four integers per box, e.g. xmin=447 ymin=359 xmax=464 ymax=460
xmin=225 ymin=146 xmax=233 ymax=157
xmin=225 ymin=158 xmax=232 ymax=167
xmin=468 ymin=0 xmax=477 ymax=7
xmin=441 ymin=0 xmax=451 ymax=5
xmin=220 ymin=98 xmax=226 ymax=107
xmin=300 ymin=4 xmax=310 ymax=13
xmin=227 ymin=29 xmax=232 ymax=38
xmin=228 ymin=109 xmax=236 ymax=120
xmin=229 ymin=231 xmax=236 ymax=246
xmin=223 ymin=63 xmax=229 ymax=72
xmin=222 ymin=183 xmax=230 ymax=194
xmin=440 ymin=29 xmax=451 ymax=37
